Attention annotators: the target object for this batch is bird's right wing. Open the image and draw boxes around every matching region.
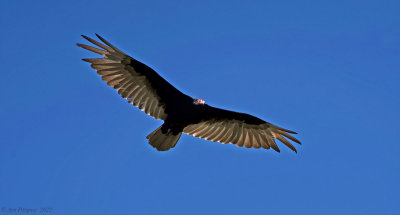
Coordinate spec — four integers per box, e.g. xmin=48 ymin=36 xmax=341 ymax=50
xmin=77 ymin=34 xmax=188 ymax=120
xmin=183 ymin=106 xmax=301 ymax=152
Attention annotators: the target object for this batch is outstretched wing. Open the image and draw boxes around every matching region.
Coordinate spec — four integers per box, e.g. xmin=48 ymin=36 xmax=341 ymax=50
xmin=183 ymin=106 xmax=301 ymax=152
xmin=77 ymin=34 xmax=188 ymax=120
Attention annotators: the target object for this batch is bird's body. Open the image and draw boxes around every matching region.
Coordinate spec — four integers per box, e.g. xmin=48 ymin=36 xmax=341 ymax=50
xmin=78 ymin=34 xmax=301 ymax=152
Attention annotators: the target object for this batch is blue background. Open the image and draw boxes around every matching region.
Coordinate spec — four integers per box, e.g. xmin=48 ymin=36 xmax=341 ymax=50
xmin=1 ymin=0 xmax=399 ymax=214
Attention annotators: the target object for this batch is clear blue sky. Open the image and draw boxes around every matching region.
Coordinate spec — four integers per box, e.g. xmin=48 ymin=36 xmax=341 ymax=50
xmin=1 ymin=0 xmax=399 ymax=214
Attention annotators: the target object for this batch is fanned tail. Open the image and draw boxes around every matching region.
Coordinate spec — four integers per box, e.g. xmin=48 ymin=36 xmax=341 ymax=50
xmin=146 ymin=125 xmax=182 ymax=151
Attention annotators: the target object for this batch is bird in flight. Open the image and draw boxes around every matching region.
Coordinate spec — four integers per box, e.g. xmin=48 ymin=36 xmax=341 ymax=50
xmin=77 ymin=34 xmax=301 ymax=152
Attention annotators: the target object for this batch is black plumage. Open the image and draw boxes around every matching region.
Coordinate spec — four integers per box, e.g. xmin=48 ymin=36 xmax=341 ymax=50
xmin=77 ymin=34 xmax=301 ymax=152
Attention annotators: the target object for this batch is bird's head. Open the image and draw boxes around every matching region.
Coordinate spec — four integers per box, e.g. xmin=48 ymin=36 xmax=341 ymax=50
xmin=193 ymin=98 xmax=205 ymax=106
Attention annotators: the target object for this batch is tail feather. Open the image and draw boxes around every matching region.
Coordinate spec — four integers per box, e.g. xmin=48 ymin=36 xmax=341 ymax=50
xmin=147 ymin=126 xmax=182 ymax=151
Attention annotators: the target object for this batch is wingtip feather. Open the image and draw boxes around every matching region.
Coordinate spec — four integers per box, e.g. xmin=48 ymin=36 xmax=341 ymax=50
xmin=81 ymin=35 xmax=90 ymax=40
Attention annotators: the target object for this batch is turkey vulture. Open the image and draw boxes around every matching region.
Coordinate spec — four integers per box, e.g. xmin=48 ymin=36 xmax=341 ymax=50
xmin=77 ymin=34 xmax=301 ymax=152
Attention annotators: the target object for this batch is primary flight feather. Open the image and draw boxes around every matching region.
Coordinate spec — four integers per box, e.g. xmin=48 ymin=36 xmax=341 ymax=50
xmin=77 ymin=34 xmax=301 ymax=152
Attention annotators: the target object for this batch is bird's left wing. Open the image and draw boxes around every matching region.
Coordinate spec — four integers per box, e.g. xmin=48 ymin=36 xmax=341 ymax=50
xmin=183 ymin=106 xmax=301 ymax=152
xmin=77 ymin=34 xmax=187 ymax=120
